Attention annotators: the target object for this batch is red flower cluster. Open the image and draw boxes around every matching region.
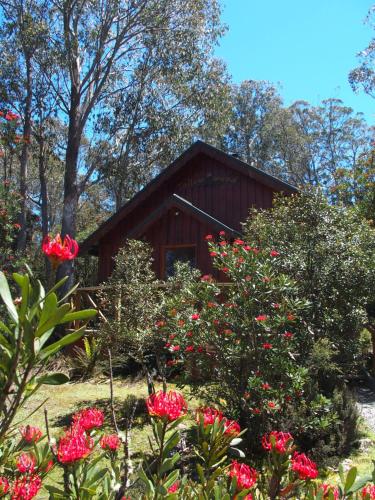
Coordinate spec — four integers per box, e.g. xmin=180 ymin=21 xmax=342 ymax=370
xmin=255 ymin=315 xmax=267 ymax=322
xmin=362 ymin=485 xmax=375 ymax=499
xmin=0 ymin=477 xmax=9 ymax=495
xmin=42 ymin=233 xmax=79 ymax=269
xmin=262 ymin=431 xmax=293 ymax=454
xmin=168 ymin=481 xmax=180 ymax=493
xmin=291 ymin=452 xmax=318 ymax=480
xmin=100 ymin=434 xmax=121 ymax=451
xmin=319 ymin=483 xmax=339 ymax=499
xmin=196 ymin=407 xmax=241 ymax=435
xmin=20 ymin=425 xmax=42 ymax=443
xmin=11 ymin=475 xmax=41 ymax=500
xmin=228 ymin=460 xmax=257 ymax=490
xmin=57 ymin=426 xmax=94 ymax=464
xmin=73 ymin=407 xmax=104 ymax=431
xmin=16 ymin=453 xmax=36 ymax=474
xmin=146 ymin=390 xmax=187 ymax=421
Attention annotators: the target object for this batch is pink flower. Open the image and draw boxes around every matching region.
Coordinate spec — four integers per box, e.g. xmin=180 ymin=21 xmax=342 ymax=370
xmin=262 ymin=431 xmax=294 ymax=454
xmin=16 ymin=453 xmax=36 ymax=473
xmin=73 ymin=408 xmax=104 ymax=431
xmin=100 ymin=434 xmax=121 ymax=451
xmin=57 ymin=426 xmax=94 ymax=464
xmin=362 ymin=485 xmax=375 ymax=499
xmin=11 ymin=475 xmax=41 ymax=500
xmin=0 ymin=477 xmax=9 ymax=495
xmin=168 ymin=481 xmax=179 ymax=493
xmin=228 ymin=460 xmax=257 ymax=490
xmin=42 ymin=233 xmax=79 ymax=269
xmin=146 ymin=391 xmax=187 ymax=421
xmin=20 ymin=425 xmax=42 ymax=443
xmin=255 ymin=315 xmax=267 ymax=322
xmin=291 ymin=452 xmax=318 ymax=480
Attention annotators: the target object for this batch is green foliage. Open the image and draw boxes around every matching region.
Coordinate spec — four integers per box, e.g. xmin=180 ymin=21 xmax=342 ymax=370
xmin=244 ymin=189 xmax=375 ymax=372
xmin=0 ymin=266 xmax=96 ymax=447
xmin=98 ymin=240 xmax=166 ymax=371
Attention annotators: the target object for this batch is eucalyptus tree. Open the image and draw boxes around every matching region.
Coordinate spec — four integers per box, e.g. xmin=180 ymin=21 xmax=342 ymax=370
xmin=0 ymin=0 xmax=48 ymax=251
xmin=349 ymin=5 xmax=375 ymax=99
xmin=35 ymin=0 xmax=226 ymax=285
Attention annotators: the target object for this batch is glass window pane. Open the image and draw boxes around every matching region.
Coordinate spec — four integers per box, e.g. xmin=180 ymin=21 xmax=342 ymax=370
xmin=165 ymin=246 xmax=196 ymax=277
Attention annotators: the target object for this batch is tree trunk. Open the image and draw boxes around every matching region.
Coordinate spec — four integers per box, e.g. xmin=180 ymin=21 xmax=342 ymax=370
xmin=16 ymin=53 xmax=32 ymax=252
xmin=56 ymin=89 xmax=82 ymax=291
xmin=38 ymin=136 xmax=52 ymax=285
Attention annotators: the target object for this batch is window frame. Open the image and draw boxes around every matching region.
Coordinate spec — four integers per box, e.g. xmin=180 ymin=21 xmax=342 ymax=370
xmin=161 ymin=244 xmax=197 ymax=278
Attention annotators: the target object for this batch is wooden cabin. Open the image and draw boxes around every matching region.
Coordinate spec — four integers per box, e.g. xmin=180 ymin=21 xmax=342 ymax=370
xmin=79 ymin=141 xmax=297 ymax=281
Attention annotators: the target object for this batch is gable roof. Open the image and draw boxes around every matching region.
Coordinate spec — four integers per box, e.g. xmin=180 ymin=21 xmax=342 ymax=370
xmin=80 ymin=140 xmax=297 ymax=255
xmin=127 ymin=193 xmax=241 ymax=240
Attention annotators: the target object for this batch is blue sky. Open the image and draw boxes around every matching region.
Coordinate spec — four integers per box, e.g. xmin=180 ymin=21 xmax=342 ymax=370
xmin=215 ymin=0 xmax=374 ymax=123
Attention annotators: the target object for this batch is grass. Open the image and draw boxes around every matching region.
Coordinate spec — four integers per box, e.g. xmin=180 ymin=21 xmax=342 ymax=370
xmin=15 ymin=377 xmax=197 ymax=498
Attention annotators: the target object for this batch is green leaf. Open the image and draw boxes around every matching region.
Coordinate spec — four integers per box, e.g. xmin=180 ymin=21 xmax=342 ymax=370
xmin=36 ymin=303 xmax=71 ymax=337
xmin=344 ymin=466 xmax=357 ymax=492
xmin=39 ymin=327 xmax=86 ymax=360
xmin=58 ymin=309 xmax=97 ymax=325
xmin=0 ymin=271 xmax=17 ymax=323
xmin=13 ymin=273 xmax=30 ymax=320
xmin=37 ymin=373 xmax=70 ymax=385
xmin=160 ymin=452 xmax=180 ymax=474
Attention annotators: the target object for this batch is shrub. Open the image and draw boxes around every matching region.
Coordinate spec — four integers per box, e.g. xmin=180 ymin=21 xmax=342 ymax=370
xmin=244 ymin=189 xmax=375 ymax=373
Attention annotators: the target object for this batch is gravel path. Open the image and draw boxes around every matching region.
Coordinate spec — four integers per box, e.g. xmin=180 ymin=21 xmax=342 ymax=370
xmin=356 ymin=385 xmax=375 ymax=433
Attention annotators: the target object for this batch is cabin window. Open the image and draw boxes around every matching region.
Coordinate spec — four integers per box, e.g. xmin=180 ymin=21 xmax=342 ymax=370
xmin=163 ymin=245 xmax=196 ymax=278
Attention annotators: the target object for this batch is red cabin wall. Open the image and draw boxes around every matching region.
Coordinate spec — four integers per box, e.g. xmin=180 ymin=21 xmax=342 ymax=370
xmin=97 ymin=153 xmax=282 ymax=281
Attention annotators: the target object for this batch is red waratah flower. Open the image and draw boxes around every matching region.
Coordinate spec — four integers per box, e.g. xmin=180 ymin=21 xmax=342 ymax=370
xmin=197 ymin=345 xmax=204 ymax=353
xmin=319 ymin=484 xmax=339 ymax=499
xmin=44 ymin=460 xmax=54 ymax=473
xmin=73 ymin=407 xmax=104 ymax=431
xmin=201 ymin=274 xmax=213 ymax=282
xmin=16 ymin=453 xmax=36 ymax=473
xmin=283 ymin=331 xmax=293 ymax=340
xmin=272 ymin=303 xmax=280 ymax=309
xmin=155 ymin=320 xmax=166 ymax=328
xmin=42 ymin=233 xmax=79 ymax=269
xmin=20 ymin=425 xmax=43 ymax=443
xmin=287 ymin=313 xmax=296 ymax=321
xmin=234 ymin=239 xmax=244 ymax=245
xmin=219 ymin=240 xmax=227 ymax=246
xmin=11 ymin=475 xmax=42 ymax=500
xmin=291 ymin=452 xmax=318 ymax=480
xmin=191 ymin=313 xmax=200 ymax=320
xmin=172 ymin=345 xmax=180 ymax=351
xmin=197 ymin=407 xmax=223 ymax=426
xmin=221 ymin=267 xmax=229 ymax=273
xmin=223 ymin=419 xmax=241 ymax=435
xmin=13 ymin=223 xmax=21 ymax=230
xmin=57 ymin=426 xmax=94 ymax=464
xmin=0 ymin=477 xmax=9 ymax=495
xmin=146 ymin=390 xmax=187 ymax=421
xmin=261 ymin=383 xmax=271 ymax=390
xmin=185 ymin=345 xmax=194 ymax=352
xmin=205 ymin=234 xmax=213 ymax=241
xmin=362 ymin=485 xmax=375 ymax=499
xmin=168 ymin=481 xmax=179 ymax=493
xmin=255 ymin=315 xmax=267 ymax=322
xmin=228 ymin=460 xmax=257 ymax=490
xmin=262 ymin=343 xmax=273 ymax=349
xmin=252 ymin=408 xmax=261 ymax=415
xmin=219 ymin=230 xmax=226 ymax=236
xmin=262 ymin=431 xmax=293 ymax=454
xmin=270 ymin=250 xmax=280 ymax=257
xmin=268 ymin=402 xmax=276 ymax=409
xmin=100 ymin=434 xmax=121 ymax=451
xmin=5 ymin=111 xmax=20 ymax=121
xmin=210 ymin=251 xmax=217 ymax=257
